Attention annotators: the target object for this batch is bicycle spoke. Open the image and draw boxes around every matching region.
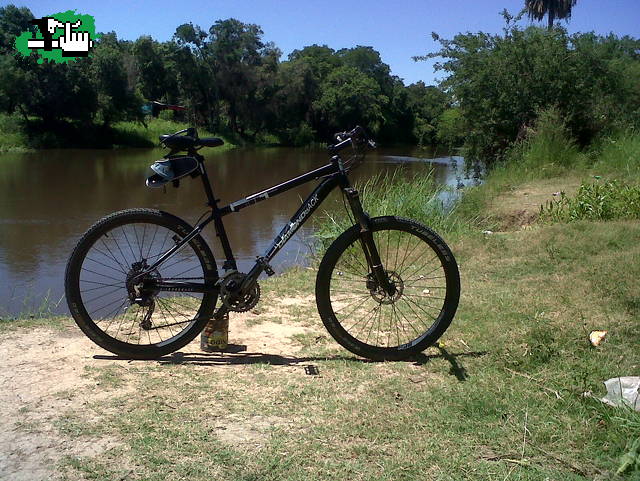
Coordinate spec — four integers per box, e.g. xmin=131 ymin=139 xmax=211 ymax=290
xmin=73 ymin=216 xmax=213 ymax=350
xmin=85 ymin=256 xmax=129 ymax=275
xmin=82 ymin=286 xmax=126 ymax=305
xmin=121 ymin=226 xmax=137 ymax=261
xmin=326 ymin=222 xmax=456 ymax=352
xmin=349 ymin=303 xmax=380 ymax=341
xmin=107 ymin=231 xmax=132 ymax=269
xmin=145 ymin=224 xmax=159 ymax=260
xmin=95 ymin=242 xmax=128 ymax=274
xmin=81 ymin=267 xmax=122 ymax=283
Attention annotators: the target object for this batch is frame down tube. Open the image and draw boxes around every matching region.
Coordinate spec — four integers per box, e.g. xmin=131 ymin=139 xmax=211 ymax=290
xmin=244 ymin=174 xmax=341 ymax=282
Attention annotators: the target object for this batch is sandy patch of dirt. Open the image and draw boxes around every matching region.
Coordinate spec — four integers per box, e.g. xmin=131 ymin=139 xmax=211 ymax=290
xmin=0 ymin=327 xmax=122 ymax=481
xmin=207 ymin=413 xmax=293 ymax=447
xmin=0 ymin=312 xmax=315 ymax=480
xmin=275 ymin=295 xmax=315 ymax=307
xmin=229 ymin=317 xmax=311 ymax=354
xmin=489 ymin=178 xmax=581 ymax=230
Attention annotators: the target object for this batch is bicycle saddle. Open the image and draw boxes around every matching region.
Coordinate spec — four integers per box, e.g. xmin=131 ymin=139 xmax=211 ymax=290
xmin=159 ymin=134 xmax=224 ymax=151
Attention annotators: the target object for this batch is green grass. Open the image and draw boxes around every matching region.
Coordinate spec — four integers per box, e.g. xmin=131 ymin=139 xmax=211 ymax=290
xmin=314 ymin=167 xmax=470 ymax=249
xmin=0 ymin=113 xmax=235 ymax=151
xmin=49 ymin=219 xmax=640 ymax=479
xmin=4 ymin=123 xmax=640 ymax=480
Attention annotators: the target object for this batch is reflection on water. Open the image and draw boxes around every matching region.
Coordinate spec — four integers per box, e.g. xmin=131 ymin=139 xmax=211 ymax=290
xmin=0 ymin=146 xmax=481 ymax=316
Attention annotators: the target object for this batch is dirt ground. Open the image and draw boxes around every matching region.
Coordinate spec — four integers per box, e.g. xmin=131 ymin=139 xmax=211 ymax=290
xmin=0 ymin=308 xmax=314 ymax=481
xmin=487 ymin=177 xmax=582 ymax=230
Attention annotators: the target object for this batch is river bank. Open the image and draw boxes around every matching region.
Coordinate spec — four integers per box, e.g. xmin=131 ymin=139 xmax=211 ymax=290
xmin=0 ymin=115 xmax=236 ymax=152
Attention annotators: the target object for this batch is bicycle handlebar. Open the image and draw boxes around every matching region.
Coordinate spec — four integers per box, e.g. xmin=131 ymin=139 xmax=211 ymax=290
xmin=328 ymin=126 xmax=375 ymax=154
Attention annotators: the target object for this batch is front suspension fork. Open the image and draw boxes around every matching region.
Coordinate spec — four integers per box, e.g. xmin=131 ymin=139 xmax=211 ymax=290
xmin=344 ymin=188 xmax=395 ymax=295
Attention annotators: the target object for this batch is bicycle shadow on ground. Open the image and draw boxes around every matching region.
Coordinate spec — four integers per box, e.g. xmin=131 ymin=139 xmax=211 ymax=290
xmin=424 ymin=346 xmax=488 ymax=381
xmin=94 ymin=346 xmax=487 ymax=381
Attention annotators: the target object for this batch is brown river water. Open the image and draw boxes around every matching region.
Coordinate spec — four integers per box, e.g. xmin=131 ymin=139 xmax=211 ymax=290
xmin=0 ymin=146 xmax=482 ymax=316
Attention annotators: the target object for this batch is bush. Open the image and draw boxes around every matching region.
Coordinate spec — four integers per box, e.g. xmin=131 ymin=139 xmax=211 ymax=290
xmin=419 ymin=13 xmax=640 ymax=164
xmin=592 ymin=131 xmax=640 ymax=179
xmin=540 ymin=178 xmax=640 ymax=222
xmin=281 ymin=122 xmax=316 ymax=147
xmin=505 ymin=108 xmax=585 ymax=175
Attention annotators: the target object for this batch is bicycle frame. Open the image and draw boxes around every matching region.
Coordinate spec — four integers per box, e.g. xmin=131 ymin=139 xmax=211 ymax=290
xmin=143 ymin=152 xmax=374 ymax=295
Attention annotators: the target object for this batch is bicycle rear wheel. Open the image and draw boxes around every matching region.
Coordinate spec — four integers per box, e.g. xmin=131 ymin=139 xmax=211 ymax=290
xmin=65 ymin=209 xmax=218 ymax=359
xmin=315 ymin=216 xmax=460 ymax=361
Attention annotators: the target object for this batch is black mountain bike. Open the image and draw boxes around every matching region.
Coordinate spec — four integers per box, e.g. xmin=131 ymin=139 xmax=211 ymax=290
xmin=65 ymin=126 xmax=460 ymax=361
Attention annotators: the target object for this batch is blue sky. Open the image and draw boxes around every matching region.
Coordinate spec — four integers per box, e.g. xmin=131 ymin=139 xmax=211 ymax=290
xmin=9 ymin=0 xmax=640 ymax=86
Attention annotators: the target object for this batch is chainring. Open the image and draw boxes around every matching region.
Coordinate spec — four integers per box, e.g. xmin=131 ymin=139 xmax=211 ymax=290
xmin=219 ymin=272 xmax=261 ymax=312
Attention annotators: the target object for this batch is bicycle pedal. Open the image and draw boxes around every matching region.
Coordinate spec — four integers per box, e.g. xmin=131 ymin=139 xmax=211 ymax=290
xmin=264 ymin=265 xmax=275 ymax=276
xmin=257 ymin=257 xmax=275 ymax=276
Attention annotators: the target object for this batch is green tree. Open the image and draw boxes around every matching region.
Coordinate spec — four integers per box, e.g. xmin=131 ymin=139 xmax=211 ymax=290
xmin=406 ymin=82 xmax=450 ymax=145
xmin=418 ymin=14 xmax=640 ymax=163
xmin=314 ymin=66 xmax=388 ymax=134
xmin=272 ymin=45 xmax=341 ymax=141
xmin=208 ymin=18 xmax=271 ymax=137
xmin=337 ymin=46 xmax=392 ymax=93
xmin=0 ymin=4 xmax=33 ymax=54
xmin=337 ymin=46 xmax=414 ymax=143
xmin=172 ymin=23 xmax=218 ymax=128
xmin=90 ymin=34 xmax=143 ymax=126
xmin=133 ymin=36 xmax=171 ymax=101
xmin=525 ymin=0 xmax=578 ymax=29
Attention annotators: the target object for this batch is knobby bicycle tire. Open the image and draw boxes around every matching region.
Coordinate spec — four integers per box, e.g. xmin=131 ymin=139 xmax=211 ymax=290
xmin=65 ymin=209 xmax=219 ymax=359
xmin=315 ymin=216 xmax=460 ymax=361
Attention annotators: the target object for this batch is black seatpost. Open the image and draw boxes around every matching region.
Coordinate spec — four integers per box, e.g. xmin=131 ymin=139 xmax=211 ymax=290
xmin=194 ymin=153 xmax=216 ymax=207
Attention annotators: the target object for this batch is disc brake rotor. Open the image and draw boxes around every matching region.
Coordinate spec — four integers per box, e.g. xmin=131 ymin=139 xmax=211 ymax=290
xmin=367 ymin=271 xmax=404 ymax=305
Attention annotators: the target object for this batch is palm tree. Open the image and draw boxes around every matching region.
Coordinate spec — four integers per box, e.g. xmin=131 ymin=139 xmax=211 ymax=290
xmin=525 ymin=0 xmax=578 ymax=29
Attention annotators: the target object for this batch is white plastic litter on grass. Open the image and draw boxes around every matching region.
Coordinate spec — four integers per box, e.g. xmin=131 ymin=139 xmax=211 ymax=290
xmin=601 ymin=377 xmax=640 ymax=411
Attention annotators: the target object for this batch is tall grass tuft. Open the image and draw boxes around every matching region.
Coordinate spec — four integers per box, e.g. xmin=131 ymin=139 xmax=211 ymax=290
xmin=504 ymin=108 xmax=586 ymax=176
xmin=592 ymin=130 xmax=640 ymax=179
xmin=0 ymin=286 xmax=65 ymax=323
xmin=314 ymin=167 xmax=468 ymax=248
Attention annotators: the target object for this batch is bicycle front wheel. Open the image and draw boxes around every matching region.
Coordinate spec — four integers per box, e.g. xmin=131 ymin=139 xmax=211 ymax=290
xmin=65 ymin=209 xmax=219 ymax=359
xmin=315 ymin=216 xmax=460 ymax=361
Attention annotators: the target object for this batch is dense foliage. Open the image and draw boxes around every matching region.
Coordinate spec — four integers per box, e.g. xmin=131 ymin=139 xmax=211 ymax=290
xmin=417 ymin=11 xmax=640 ymax=164
xmin=540 ymin=179 xmax=640 ymax=222
xmin=2 ymin=5 xmax=638 ymax=158
xmin=0 ymin=5 xmax=450 ymax=146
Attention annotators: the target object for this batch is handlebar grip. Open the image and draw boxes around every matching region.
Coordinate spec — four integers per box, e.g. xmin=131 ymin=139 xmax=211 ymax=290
xmin=328 ymin=126 xmax=369 ymax=154
xmin=329 ymin=137 xmax=352 ymax=153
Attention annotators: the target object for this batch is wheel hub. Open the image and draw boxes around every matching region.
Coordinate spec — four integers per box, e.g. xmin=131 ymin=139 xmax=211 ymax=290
xmin=367 ymin=271 xmax=404 ymax=305
xmin=125 ymin=261 xmax=161 ymax=307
